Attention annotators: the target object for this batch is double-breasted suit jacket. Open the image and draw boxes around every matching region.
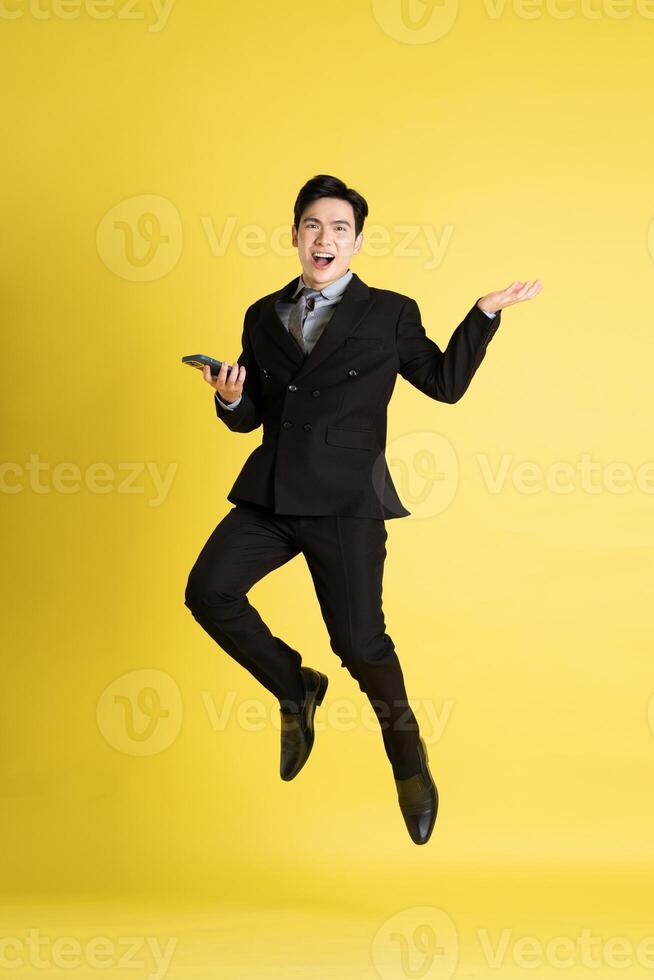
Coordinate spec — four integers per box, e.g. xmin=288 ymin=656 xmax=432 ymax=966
xmin=214 ymin=271 xmax=502 ymax=519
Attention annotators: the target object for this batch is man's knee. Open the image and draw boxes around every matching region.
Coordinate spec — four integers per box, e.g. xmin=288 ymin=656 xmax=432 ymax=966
xmin=184 ymin=566 xmax=220 ymax=614
xmin=184 ymin=565 xmax=242 ymax=616
xmin=360 ymin=632 xmax=396 ymax=664
xmin=329 ymin=629 xmax=395 ymax=669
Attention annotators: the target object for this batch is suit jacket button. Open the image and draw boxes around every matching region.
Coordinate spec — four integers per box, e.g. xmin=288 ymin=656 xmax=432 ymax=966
xmin=282 ymin=420 xmax=293 ymax=429
xmin=312 ymin=389 xmax=320 ymax=397
xmin=348 ymin=369 xmax=358 ymax=377
xmin=288 ymin=384 xmax=297 ymax=391
xmin=303 ymin=423 xmax=312 ymax=431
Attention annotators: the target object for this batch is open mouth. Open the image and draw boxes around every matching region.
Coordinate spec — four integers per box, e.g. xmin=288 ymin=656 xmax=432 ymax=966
xmin=311 ymin=252 xmax=335 ymax=270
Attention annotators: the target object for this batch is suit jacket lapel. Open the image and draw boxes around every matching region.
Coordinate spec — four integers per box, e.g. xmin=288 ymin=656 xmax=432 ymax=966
xmin=258 ymin=272 xmax=375 ymax=380
xmin=259 ymin=275 xmax=305 ymax=368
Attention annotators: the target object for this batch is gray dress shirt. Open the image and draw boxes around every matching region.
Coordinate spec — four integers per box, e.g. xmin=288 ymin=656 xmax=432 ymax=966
xmin=215 ymin=269 xmax=496 ymax=410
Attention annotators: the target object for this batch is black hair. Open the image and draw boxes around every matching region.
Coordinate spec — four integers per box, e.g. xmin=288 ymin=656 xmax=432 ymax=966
xmin=293 ymin=174 xmax=369 ymax=238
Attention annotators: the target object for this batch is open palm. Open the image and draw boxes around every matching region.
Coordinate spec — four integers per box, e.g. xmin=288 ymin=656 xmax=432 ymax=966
xmin=477 ymin=280 xmax=543 ymax=315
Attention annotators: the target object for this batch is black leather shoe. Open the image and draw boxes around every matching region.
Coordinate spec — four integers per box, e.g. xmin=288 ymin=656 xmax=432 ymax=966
xmin=279 ymin=666 xmax=328 ymax=781
xmin=394 ymin=737 xmax=439 ymax=844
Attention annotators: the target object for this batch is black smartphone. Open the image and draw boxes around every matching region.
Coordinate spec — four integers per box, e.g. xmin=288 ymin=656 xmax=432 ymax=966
xmin=182 ymin=354 xmax=233 ymax=377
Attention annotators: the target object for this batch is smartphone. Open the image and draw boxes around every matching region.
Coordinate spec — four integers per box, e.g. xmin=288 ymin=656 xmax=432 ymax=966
xmin=182 ymin=354 xmax=233 ymax=377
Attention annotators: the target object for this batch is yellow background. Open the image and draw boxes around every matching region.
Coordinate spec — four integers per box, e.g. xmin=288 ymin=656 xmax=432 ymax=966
xmin=2 ymin=0 xmax=654 ymax=977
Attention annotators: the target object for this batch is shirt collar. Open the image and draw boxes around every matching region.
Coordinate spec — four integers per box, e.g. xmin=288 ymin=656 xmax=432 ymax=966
xmin=292 ymin=267 xmax=353 ymax=300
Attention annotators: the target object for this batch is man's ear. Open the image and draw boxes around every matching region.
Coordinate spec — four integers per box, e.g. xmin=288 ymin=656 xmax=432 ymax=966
xmin=291 ymin=225 xmax=298 ymax=247
xmin=353 ymin=232 xmax=363 ymax=255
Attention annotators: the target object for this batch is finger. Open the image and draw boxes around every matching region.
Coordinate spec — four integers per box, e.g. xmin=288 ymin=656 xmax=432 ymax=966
xmin=214 ymin=360 xmax=230 ymax=393
xmin=221 ymin=361 xmax=241 ymax=396
xmin=527 ymin=279 xmax=543 ymax=297
xmin=232 ymin=365 xmax=246 ymax=391
xmin=496 ymin=282 xmax=521 ymax=301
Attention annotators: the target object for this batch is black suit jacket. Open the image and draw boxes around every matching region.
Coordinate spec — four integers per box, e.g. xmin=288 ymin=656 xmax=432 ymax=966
xmin=214 ymin=271 xmax=502 ymax=519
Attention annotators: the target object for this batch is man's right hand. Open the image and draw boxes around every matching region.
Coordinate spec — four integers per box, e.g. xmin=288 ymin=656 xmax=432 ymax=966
xmin=203 ymin=360 xmax=246 ymax=403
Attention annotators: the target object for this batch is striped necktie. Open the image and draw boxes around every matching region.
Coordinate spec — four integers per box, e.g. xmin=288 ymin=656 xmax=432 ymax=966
xmin=288 ymin=286 xmax=321 ymax=355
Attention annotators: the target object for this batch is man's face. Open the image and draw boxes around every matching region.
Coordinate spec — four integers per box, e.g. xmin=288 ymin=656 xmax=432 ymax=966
xmin=292 ymin=196 xmax=363 ymax=289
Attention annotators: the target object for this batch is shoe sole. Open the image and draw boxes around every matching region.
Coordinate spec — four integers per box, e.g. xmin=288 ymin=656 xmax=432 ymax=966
xmin=314 ymin=671 xmax=329 ymax=707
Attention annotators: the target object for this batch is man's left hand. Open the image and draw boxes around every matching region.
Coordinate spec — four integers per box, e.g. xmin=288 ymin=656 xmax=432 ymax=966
xmin=477 ymin=280 xmax=543 ymax=314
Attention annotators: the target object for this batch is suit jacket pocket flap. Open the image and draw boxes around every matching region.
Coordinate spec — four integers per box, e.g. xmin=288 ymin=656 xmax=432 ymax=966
xmin=325 ymin=425 xmax=374 ymax=451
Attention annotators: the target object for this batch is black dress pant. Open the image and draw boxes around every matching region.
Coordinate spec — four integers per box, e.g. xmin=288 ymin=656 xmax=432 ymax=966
xmin=184 ymin=501 xmax=422 ymax=779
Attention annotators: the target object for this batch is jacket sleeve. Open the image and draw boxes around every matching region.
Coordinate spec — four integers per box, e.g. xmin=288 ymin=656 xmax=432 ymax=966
xmin=396 ymin=296 xmax=502 ymax=404
xmin=214 ymin=306 xmax=262 ymax=432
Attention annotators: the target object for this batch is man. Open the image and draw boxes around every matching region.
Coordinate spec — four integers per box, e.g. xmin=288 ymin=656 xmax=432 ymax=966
xmin=184 ymin=174 xmax=542 ymax=845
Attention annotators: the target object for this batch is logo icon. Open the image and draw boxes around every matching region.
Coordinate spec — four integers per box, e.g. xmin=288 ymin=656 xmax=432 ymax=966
xmin=96 ymin=194 xmax=183 ymax=281
xmin=371 ymin=0 xmax=459 ymax=43
xmin=377 ymin=430 xmax=459 ymax=518
xmin=96 ymin=668 xmax=183 ymax=756
xmin=372 ymin=906 xmax=459 ymax=979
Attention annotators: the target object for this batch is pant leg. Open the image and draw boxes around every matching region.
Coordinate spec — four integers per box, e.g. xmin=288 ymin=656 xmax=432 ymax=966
xmin=297 ymin=514 xmax=422 ymax=779
xmin=184 ymin=503 xmax=305 ymax=708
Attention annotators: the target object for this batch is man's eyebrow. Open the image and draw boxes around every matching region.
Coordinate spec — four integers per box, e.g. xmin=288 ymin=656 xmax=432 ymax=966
xmin=302 ymin=215 xmax=352 ymax=226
